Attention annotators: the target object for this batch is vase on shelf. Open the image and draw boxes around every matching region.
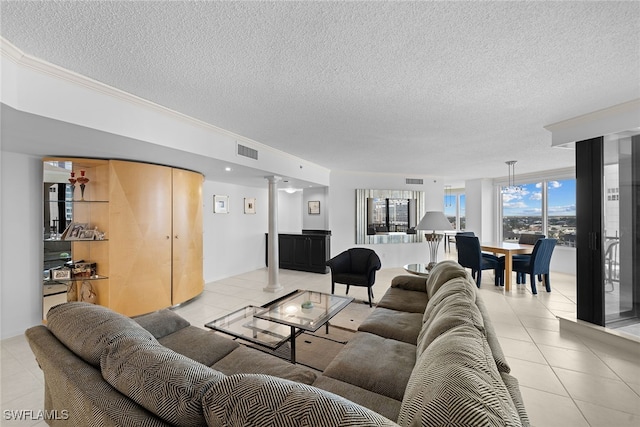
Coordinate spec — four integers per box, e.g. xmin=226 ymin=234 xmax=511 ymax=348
xmin=68 ymin=172 xmax=77 ymax=201
xmin=77 ymin=170 xmax=90 ymax=201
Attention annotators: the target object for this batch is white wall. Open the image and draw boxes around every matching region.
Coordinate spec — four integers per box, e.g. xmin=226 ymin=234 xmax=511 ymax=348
xmin=302 ymin=187 xmax=329 ymax=231
xmin=464 ymin=178 xmax=495 ymax=241
xmin=1 ymin=152 xmax=44 ymax=339
xmin=202 ymin=180 xmax=269 ymax=283
xmin=328 ymin=170 xmax=444 ymax=268
xmin=277 ymin=191 xmax=303 ymax=234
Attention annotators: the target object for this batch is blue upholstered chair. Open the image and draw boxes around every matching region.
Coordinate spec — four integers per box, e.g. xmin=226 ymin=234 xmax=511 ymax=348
xmin=326 ymin=248 xmax=381 ymax=307
xmin=513 ymin=238 xmax=557 ymax=294
xmin=512 ymin=233 xmax=545 ymax=280
xmin=455 ymin=235 xmax=504 ymax=287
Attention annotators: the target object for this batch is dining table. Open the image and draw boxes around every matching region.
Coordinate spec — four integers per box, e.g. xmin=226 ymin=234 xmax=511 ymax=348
xmin=480 ymin=242 xmax=534 ymax=291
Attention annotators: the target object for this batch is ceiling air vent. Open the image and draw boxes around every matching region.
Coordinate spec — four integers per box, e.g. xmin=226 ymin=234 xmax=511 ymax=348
xmin=237 ymin=143 xmax=258 ymax=160
xmin=406 ymin=178 xmax=423 ymax=185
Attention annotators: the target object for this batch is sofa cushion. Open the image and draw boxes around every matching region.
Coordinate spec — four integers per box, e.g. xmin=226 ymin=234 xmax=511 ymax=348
xmin=313 ymin=375 xmax=402 ymax=422
xmin=46 ymin=302 xmax=156 ymax=367
xmin=390 ymin=275 xmax=428 ymax=292
xmin=133 ymin=308 xmax=190 ymax=339
xmin=323 ymin=332 xmax=416 ymax=401
xmin=425 ymin=260 xmax=469 ymax=299
xmin=158 ymin=326 xmax=239 ymax=367
xmin=358 ymin=307 xmax=423 ymax=344
xmin=213 ymin=345 xmax=317 ymax=385
xmin=398 ymin=324 xmax=521 ymax=427
xmin=422 ymin=275 xmax=477 ymax=324
xmin=100 ymin=337 xmax=225 ymax=427
xmin=376 ymin=288 xmax=429 ymax=313
xmin=202 ymin=373 xmax=399 ymax=427
xmin=416 ymin=288 xmax=484 ymax=357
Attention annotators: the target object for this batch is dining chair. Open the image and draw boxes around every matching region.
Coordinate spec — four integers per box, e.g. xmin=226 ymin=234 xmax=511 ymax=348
xmin=512 ymin=233 xmax=545 ymax=280
xmin=447 ymin=231 xmax=475 ymax=252
xmin=455 ymin=235 xmax=504 ymax=287
xmin=512 ymin=238 xmax=557 ymax=294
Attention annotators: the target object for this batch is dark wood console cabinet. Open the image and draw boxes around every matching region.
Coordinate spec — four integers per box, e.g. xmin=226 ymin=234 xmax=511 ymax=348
xmin=266 ymin=231 xmax=331 ymax=274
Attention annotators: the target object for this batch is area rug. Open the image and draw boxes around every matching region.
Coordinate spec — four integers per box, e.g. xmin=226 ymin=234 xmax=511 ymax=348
xmin=249 ymin=301 xmax=373 ymax=371
xmin=327 ymin=299 xmax=376 ymax=331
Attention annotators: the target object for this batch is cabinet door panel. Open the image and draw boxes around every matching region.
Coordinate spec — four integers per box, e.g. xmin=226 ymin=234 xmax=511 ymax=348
xmin=109 ymin=161 xmax=172 ymax=316
xmin=172 ymin=168 xmax=204 ymax=304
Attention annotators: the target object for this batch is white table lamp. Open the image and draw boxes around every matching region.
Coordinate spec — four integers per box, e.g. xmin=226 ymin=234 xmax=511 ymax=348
xmin=416 ymin=211 xmax=453 ymax=270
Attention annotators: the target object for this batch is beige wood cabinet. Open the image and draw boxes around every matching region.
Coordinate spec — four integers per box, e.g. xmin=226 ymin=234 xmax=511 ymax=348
xmin=43 ymin=158 xmax=204 ymax=318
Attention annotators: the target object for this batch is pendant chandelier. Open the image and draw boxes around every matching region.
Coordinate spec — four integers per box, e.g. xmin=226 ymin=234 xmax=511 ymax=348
xmin=504 ymin=160 xmax=522 ymax=193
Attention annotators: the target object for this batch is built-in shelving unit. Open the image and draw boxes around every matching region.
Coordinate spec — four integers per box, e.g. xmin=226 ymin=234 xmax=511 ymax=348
xmin=42 ymin=158 xmax=204 ymax=319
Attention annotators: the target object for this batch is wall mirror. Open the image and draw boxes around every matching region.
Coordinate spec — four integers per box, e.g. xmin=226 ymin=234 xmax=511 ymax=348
xmin=356 ymin=189 xmax=426 ymax=244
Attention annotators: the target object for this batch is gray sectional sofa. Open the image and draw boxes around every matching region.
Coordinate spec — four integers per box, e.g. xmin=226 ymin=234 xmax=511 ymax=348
xmin=25 ymin=260 xmax=529 ymax=426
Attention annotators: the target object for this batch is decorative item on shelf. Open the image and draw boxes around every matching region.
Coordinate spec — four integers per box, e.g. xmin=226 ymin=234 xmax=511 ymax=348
xmin=51 ymin=267 xmax=72 ymax=280
xmin=80 ymin=281 xmax=97 ymax=304
xmin=76 ymin=170 xmax=90 ymax=200
xmin=66 ymin=283 xmax=77 ymax=302
xmin=64 ymin=222 xmax=88 ymax=240
xmin=68 ymin=172 xmax=77 ymax=201
xmin=416 ymin=211 xmax=453 ymax=270
xmin=94 ymin=226 xmax=106 ymax=240
xmin=72 ymin=262 xmax=97 ymax=278
xmin=78 ymin=229 xmax=96 ymax=240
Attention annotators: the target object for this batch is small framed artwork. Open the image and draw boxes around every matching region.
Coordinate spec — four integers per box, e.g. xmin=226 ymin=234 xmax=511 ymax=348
xmin=78 ymin=229 xmax=96 ymax=240
xmin=244 ymin=197 xmax=256 ymax=214
xmin=214 ymin=195 xmax=229 ymax=214
xmin=308 ymin=200 xmax=320 ymax=215
xmin=65 ymin=222 xmax=88 ymax=240
xmin=51 ymin=267 xmax=72 ymax=280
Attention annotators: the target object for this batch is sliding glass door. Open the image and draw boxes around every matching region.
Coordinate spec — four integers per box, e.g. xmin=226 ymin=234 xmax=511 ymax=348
xmin=576 ymin=132 xmax=639 ymax=333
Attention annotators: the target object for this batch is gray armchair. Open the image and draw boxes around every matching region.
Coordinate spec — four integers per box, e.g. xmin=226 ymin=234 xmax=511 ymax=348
xmin=326 ymin=248 xmax=381 ymax=307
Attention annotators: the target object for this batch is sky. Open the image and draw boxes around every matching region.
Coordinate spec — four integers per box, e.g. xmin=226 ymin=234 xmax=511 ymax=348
xmin=502 ymin=179 xmax=576 ymax=217
xmin=444 ymin=179 xmax=577 ymax=218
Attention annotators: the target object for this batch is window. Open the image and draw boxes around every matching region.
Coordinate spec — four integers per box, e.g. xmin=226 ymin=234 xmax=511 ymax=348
xmin=367 ymin=197 xmax=416 ymax=234
xmin=444 ymin=191 xmax=466 ymax=230
xmin=547 ymin=179 xmax=576 ymax=247
xmin=500 ymin=178 xmax=576 ymax=247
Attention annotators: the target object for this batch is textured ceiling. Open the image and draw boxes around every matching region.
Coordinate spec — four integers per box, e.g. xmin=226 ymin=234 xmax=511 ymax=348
xmin=1 ymin=1 xmax=639 ymax=184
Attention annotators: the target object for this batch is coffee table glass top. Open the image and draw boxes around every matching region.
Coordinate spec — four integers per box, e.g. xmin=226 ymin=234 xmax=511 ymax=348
xmin=254 ymin=290 xmax=353 ymax=332
xmin=205 ymin=305 xmax=292 ymax=349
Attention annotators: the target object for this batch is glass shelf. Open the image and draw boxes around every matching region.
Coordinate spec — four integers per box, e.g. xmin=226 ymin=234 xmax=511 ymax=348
xmin=43 ymin=275 xmax=108 ymax=283
xmin=45 ymin=200 xmax=109 ymax=203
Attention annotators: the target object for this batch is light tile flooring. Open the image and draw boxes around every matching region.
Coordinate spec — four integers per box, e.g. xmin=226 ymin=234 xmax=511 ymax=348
xmin=2 ymin=257 xmax=640 ymax=426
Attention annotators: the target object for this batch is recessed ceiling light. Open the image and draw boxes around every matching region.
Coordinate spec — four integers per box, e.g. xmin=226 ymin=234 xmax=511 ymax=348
xmin=224 ymin=167 xmax=232 ymax=172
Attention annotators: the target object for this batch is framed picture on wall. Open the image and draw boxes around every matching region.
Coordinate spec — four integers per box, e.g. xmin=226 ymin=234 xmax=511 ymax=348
xmin=244 ymin=197 xmax=256 ymax=214
xmin=214 ymin=195 xmax=229 ymax=214
xmin=308 ymin=200 xmax=320 ymax=215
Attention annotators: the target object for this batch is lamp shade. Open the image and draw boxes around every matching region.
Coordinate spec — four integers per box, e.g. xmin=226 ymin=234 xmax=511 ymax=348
xmin=416 ymin=211 xmax=453 ymax=231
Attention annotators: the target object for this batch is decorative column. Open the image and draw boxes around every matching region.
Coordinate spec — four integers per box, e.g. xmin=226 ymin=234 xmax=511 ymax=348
xmin=264 ymin=176 xmax=283 ymax=292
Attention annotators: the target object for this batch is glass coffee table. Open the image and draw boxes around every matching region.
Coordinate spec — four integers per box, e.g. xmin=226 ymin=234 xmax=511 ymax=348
xmin=205 ymin=289 xmax=353 ymax=364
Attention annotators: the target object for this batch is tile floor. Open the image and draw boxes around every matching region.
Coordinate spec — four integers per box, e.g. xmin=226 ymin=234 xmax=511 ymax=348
xmin=2 ymin=256 xmax=640 ymax=426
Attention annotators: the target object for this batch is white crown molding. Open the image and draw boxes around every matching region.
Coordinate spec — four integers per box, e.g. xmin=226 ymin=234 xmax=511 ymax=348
xmin=0 ymin=36 xmax=324 ymax=168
